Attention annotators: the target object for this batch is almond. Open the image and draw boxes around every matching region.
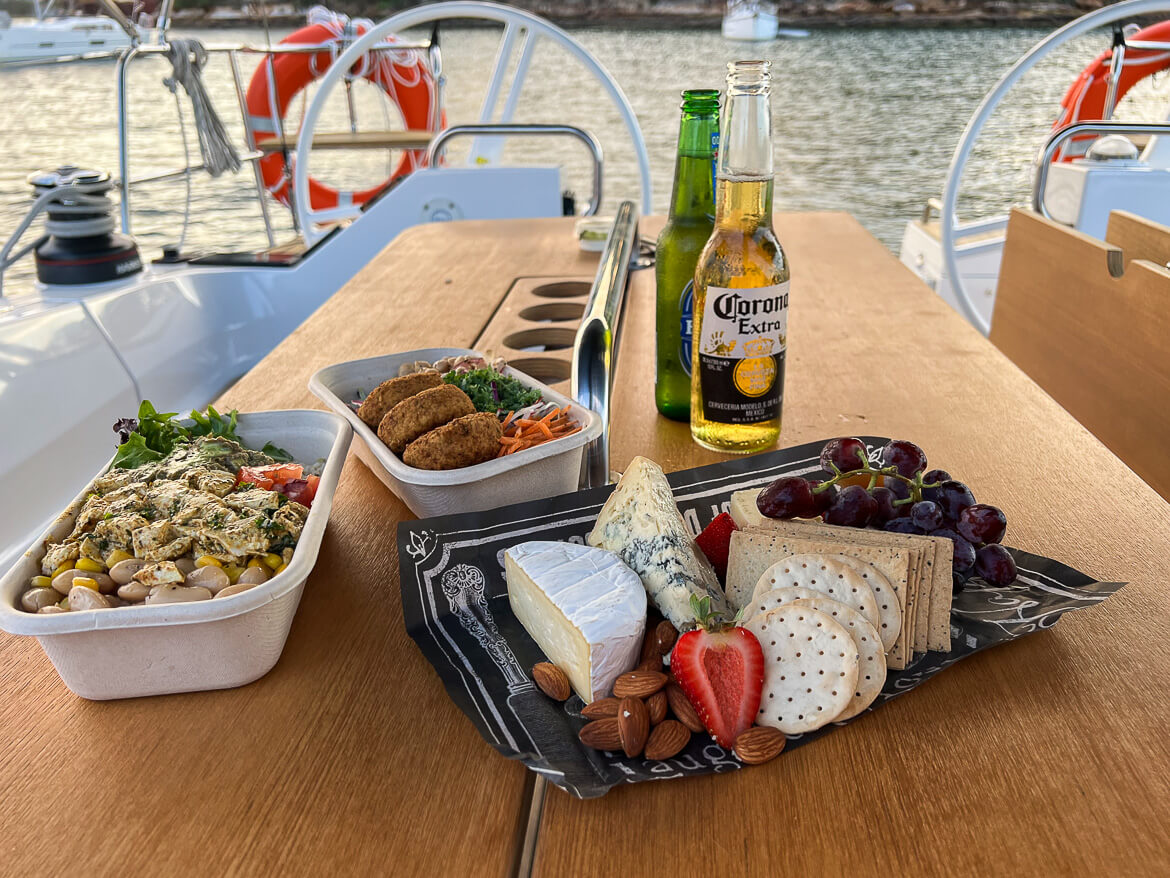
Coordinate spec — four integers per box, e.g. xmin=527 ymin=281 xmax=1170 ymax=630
xmin=665 ymin=684 xmax=705 ymax=733
xmin=655 ymin=620 xmax=678 ymax=655
xmin=618 ymin=697 xmax=649 ymax=757
xmin=645 ymin=690 xmax=668 ymax=725
xmin=637 ymin=654 xmax=664 ymax=672
xmin=532 ymin=662 xmax=571 ymax=701
xmin=578 ymin=718 xmax=622 ymax=751
xmin=612 ymin=670 xmax=667 ymax=699
xmin=581 ymin=697 xmax=620 ymax=720
xmin=733 ymin=726 xmax=786 ymax=765
xmin=639 ymin=626 xmax=661 ymax=664
xmin=644 ymin=720 xmax=690 ymax=761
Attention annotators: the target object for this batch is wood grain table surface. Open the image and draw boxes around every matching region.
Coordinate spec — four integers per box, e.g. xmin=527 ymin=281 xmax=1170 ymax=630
xmin=2 ymin=214 xmax=1167 ymax=877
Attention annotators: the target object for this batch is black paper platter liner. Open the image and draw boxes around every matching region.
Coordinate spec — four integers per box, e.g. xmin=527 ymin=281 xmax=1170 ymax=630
xmin=396 ymin=437 xmax=1125 ymax=799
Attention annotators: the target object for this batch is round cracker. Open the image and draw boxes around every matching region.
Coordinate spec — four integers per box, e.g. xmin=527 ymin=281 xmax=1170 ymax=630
xmin=823 ymin=555 xmax=901 ymax=654
xmin=746 ymin=606 xmax=859 ymax=735
xmin=742 ymin=585 xmax=820 ymax=623
xmin=754 ymin=554 xmax=881 ymax=632
xmin=786 ymin=597 xmax=886 ymax=721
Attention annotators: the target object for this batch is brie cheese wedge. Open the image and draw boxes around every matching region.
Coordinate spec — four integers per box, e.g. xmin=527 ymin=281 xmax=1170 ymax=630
xmin=505 ymin=540 xmax=646 ymax=703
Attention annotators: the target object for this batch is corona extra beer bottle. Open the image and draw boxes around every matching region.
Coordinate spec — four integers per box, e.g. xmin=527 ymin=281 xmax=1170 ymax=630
xmin=655 ymin=89 xmax=719 ymax=421
xmin=690 ymin=60 xmax=789 ymax=453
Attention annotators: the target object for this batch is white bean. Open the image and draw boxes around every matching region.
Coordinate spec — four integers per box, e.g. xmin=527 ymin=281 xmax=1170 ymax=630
xmin=109 ymin=558 xmax=147 ymax=585
xmin=185 ymin=565 xmax=230 ymax=594
xmin=174 ymin=558 xmax=197 ymax=576
xmin=238 ymin=565 xmax=269 ymax=585
xmin=214 ymin=583 xmax=256 ymax=599
xmin=117 ymin=582 xmax=150 ymax=602
xmin=145 ymin=585 xmax=213 ymax=605
xmin=51 ymin=569 xmax=114 ymax=596
xmin=21 ymin=588 xmax=60 ymax=612
xmin=37 ymin=605 xmax=66 ymax=614
xmin=68 ymin=585 xmax=112 ymax=611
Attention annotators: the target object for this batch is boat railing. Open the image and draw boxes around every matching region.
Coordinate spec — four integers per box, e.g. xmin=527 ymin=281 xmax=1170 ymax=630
xmin=572 ymin=201 xmax=638 ymax=490
xmin=426 ymin=124 xmax=605 ymax=216
xmin=1033 ymin=120 xmax=1170 ymax=220
xmin=112 ymin=34 xmax=440 ymax=247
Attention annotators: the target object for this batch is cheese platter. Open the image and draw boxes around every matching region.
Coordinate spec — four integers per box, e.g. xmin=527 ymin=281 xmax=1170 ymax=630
xmin=396 ymin=437 xmax=1124 ymax=798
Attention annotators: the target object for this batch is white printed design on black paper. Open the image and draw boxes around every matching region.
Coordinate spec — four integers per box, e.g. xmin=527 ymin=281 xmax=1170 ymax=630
xmin=397 ymin=437 xmax=1127 ymax=798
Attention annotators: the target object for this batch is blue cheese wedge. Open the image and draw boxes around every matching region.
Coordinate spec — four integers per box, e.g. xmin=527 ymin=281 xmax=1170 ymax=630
xmin=505 ymin=541 xmax=646 ymax=703
xmin=586 ymin=456 xmax=728 ymax=630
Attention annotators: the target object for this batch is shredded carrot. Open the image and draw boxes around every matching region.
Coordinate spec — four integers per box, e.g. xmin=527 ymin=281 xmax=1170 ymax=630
xmin=496 ymin=406 xmax=581 ymax=458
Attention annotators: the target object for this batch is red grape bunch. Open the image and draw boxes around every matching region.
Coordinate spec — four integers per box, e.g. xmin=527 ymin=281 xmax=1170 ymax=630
xmin=756 ymin=437 xmax=1017 ymax=587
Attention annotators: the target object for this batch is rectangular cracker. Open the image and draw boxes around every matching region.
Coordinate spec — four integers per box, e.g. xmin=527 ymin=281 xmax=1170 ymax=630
xmin=730 ymin=515 xmax=922 ymax=668
xmin=928 ymin=538 xmax=953 ymax=652
xmin=733 ymin=527 xmax=915 ymax=670
xmin=733 ymin=488 xmax=957 ymax=663
xmin=727 ymin=529 xmax=912 ymax=612
xmin=913 ymin=540 xmax=935 ymax=655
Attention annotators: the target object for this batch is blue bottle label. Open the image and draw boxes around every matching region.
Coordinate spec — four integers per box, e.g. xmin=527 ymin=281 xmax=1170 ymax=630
xmin=679 ymin=280 xmax=694 ymax=376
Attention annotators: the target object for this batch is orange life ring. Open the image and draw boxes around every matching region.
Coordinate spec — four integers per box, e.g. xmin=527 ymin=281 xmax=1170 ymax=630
xmin=1052 ymin=20 xmax=1170 ymax=161
xmin=245 ymin=21 xmax=439 ymax=210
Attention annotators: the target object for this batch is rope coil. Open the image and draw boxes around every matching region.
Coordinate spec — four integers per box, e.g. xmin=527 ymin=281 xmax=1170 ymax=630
xmin=163 ymin=38 xmax=242 ymax=178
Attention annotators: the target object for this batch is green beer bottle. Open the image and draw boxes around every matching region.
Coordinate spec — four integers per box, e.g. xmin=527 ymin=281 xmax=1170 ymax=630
xmin=655 ymin=89 xmax=720 ymax=421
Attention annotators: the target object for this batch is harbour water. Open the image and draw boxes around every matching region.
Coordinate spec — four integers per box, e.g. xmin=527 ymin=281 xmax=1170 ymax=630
xmin=0 ymin=23 xmax=1166 ymax=294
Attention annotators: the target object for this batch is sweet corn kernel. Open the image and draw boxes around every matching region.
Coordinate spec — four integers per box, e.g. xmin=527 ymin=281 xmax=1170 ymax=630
xmin=195 ymin=555 xmax=223 ymax=569
xmin=75 ymin=557 xmax=105 ymax=573
xmin=31 ymin=575 xmax=52 ymax=588
xmin=72 ymin=577 xmax=99 ymax=591
xmin=224 ymin=565 xmax=244 ymax=584
xmin=51 ymin=562 xmax=74 ymax=579
xmin=274 ymin=562 xmax=288 ymax=575
xmin=104 ymin=549 xmax=133 ymax=567
xmin=264 ymin=553 xmax=283 ymax=570
xmin=247 ymin=558 xmax=264 ymax=569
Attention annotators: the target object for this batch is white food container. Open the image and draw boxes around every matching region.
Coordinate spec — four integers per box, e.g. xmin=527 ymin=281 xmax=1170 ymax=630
xmin=308 ymin=348 xmax=601 ymax=518
xmin=0 ymin=410 xmax=352 ymax=700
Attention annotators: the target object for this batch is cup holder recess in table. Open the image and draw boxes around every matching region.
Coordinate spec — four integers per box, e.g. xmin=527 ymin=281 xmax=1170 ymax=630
xmin=502 ymin=327 xmax=576 ymax=352
xmin=531 ymin=281 xmax=591 ymax=299
xmin=518 ymin=303 xmax=586 ymax=323
xmin=508 ymin=357 xmax=572 ymax=383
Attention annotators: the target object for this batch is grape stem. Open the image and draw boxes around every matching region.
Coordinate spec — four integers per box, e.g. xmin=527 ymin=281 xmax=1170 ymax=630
xmin=812 ymin=463 xmax=942 ymax=505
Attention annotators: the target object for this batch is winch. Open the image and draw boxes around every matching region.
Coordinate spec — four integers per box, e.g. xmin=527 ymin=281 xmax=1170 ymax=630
xmin=28 ymin=166 xmax=142 ymax=285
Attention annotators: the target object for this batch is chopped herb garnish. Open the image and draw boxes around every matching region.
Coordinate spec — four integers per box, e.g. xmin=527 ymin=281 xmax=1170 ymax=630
xmin=442 ymin=368 xmax=540 ymax=413
xmin=111 ymin=400 xmax=293 ymax=470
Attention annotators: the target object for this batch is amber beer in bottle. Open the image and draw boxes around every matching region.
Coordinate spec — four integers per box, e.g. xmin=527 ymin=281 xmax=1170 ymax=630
xmin=690 ymin=61 xmax=789 ymax=453
xmin=655 ymin=89 xmax=719 ymax=420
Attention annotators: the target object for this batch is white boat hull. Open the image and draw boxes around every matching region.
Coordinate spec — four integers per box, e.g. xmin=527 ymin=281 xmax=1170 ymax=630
xmin=0 ymin=17 xmax=132 ymax=64
xmin=722 ymin=8 xmax=779 ymax=41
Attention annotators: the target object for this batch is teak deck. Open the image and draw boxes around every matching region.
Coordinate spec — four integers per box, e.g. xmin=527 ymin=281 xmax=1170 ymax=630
xmin=2 ymin=214 xmax=1168 ymax=876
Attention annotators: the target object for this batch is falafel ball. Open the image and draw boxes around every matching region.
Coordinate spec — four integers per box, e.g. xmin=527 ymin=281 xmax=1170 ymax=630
xmin=357 ymin=371 xmax=442 ymax=427
xmin=378 ymin=383 xmax=476 ymax=454
xmin=402 ymin=411 xmax=503 ymax=470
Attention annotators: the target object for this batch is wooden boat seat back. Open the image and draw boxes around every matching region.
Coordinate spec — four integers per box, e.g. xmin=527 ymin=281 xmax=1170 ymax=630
xmin=991 ymin=208 xmax=1170 ymax=500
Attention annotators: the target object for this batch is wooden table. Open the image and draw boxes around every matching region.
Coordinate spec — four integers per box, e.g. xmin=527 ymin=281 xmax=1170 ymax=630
xmin=2 ymin=214 xmax=1168 ymax=877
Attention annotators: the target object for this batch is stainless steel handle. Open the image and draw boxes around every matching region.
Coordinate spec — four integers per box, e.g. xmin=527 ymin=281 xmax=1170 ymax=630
xmin=425 ymin=123 xmax=604 ymax=216
xmin=572 ymin=201 xmax=638 ymax=489
xmin=1033 ymin=120 xmax=1170 ymax=219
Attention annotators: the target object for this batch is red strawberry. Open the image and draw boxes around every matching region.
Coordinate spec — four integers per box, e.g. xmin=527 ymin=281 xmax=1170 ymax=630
xmin=670 ymin=595 xmax=763 ymax=748
xmin=695 ymin=512 xmax=738 ymax=581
